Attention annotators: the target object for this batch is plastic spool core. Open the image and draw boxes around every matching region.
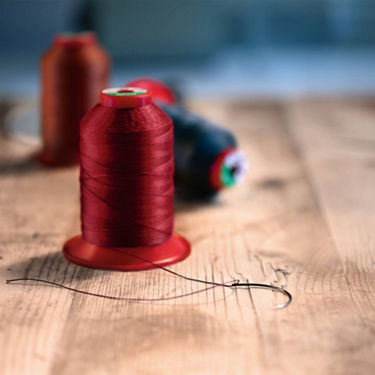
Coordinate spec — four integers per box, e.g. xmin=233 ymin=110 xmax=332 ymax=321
xmin=100 ymin=87 xmax=152 ymax=108
xmin=118 ymin=89 xmax=134 ymax=93
xmin=210 ymin=148 xmax=248 ymax=190
xmin=63 ymin=87 xmax=191 ymax=271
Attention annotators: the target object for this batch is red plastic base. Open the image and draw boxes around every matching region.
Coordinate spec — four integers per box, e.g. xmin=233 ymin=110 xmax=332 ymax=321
xmin=63 ymin=233 xmax=191 ymax=271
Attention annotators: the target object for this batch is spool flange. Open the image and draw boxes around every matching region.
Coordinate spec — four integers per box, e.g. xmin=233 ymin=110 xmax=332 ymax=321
xmin=64 ymin=233 xmax=190 ymax=271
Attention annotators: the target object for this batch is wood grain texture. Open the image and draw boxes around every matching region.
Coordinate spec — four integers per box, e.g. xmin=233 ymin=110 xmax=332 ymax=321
xmin=0 ymin=98 xmax=375 ymax=375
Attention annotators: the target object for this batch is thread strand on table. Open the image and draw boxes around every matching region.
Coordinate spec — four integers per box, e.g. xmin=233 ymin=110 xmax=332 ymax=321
xmin=6 ymin=248 xmax=292 ymax=308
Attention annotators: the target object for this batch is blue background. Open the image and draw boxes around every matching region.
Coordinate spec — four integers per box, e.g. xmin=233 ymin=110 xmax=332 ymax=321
xmin=1 ymin=0 xmax=375 ymax=98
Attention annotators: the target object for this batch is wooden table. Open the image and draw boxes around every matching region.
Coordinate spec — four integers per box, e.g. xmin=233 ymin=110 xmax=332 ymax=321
xmin=1 ymin=98 xmax=375 ymax=375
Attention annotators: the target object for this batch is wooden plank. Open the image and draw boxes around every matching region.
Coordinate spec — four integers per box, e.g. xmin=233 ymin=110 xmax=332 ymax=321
xmin=285 ymin=99 xmax=375 ymax=373
xmin=0 ymin=99 xmax=374 ymax=374
xmin=0 ymin=137 xmax=81 ymax=375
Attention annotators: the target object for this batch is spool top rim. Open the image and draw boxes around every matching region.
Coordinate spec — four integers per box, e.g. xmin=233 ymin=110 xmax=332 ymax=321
xmin=53 ymin=32 xmax=97 ymax=47
xmin=100 ymin=87 xmax=152 ymax=108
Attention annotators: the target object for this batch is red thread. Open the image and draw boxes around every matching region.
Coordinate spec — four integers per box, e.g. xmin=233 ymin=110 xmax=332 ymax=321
xmin=40 ymin=32 xmax=110 ymax=166
xmin=80 ymin=100 xmax=174 ymax=248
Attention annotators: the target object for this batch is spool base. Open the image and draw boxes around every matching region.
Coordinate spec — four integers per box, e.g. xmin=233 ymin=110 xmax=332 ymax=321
xmin=63 ymin=233 xmax=191 ymax=271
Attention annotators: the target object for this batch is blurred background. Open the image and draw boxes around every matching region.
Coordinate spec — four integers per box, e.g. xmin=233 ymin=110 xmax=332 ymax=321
xmin=1 ymin=0 xmax=375 ymax=99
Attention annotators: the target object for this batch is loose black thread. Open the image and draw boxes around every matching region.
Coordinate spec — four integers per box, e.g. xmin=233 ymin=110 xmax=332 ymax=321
xmin=6 ymin=249 xmax=292 ymax=308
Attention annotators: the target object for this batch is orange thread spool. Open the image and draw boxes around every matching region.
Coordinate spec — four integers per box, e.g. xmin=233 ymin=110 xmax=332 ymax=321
xmin=40 ymin=32 xmax=110 ymax=166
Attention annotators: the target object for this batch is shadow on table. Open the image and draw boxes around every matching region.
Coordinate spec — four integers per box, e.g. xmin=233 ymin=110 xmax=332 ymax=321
xmin=3 ymin=250 xmax=97 ymax=285
xmin=174 ymin=190 xmax=223 ymax=213
xmin=0 ymin=154 xmax=43 ymax=176
xmin=3 ymin=249 xmax=233 ymax=306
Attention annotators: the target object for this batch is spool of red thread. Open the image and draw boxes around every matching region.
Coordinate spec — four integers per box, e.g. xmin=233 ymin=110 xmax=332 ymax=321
xmin=63 ymin=87 xmax=191 ymax=271
xmin=40 ymin=32 xmax=110 ymax=166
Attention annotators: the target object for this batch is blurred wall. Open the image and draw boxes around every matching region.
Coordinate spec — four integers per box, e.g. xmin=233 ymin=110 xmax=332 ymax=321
xmin=0 ymin=0 xmax=87 ymax=54
xmin=1 ymin=0 xmax=375 ymax=59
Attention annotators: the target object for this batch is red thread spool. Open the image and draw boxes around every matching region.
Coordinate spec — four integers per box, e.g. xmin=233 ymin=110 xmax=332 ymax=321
xmin=63 ymin=87 xmax=191 ymax=271
xmin=40 ymin=32 xmax=110 ymax=166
